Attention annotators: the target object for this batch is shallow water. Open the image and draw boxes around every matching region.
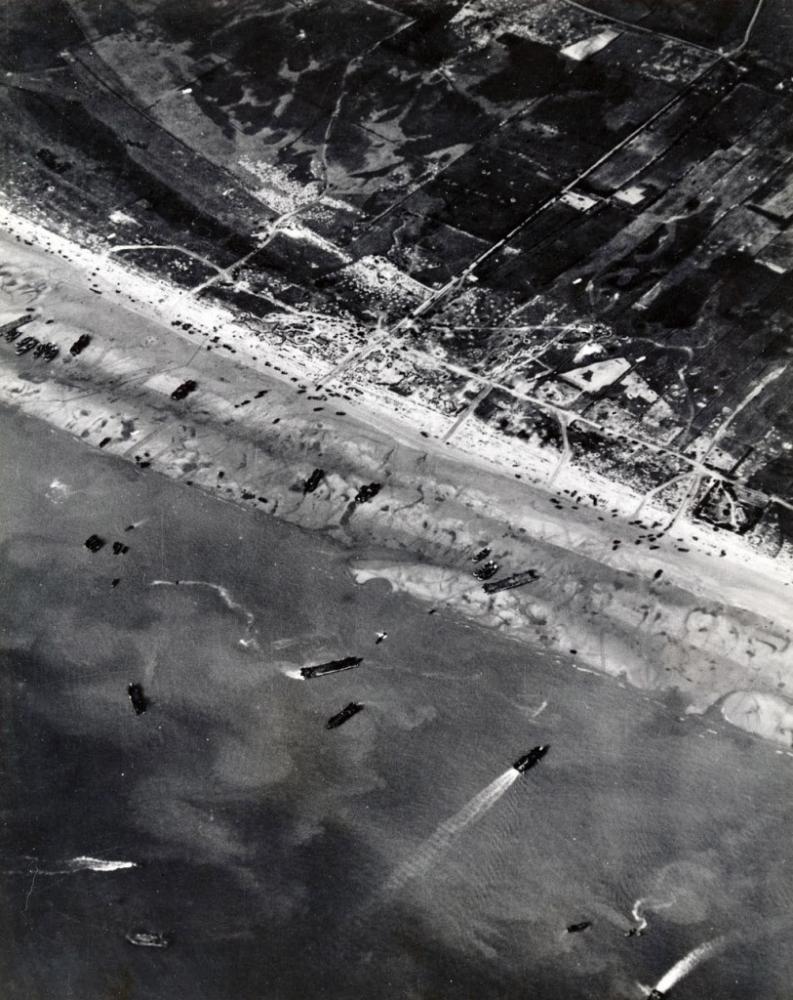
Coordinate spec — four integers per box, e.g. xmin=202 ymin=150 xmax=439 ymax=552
xmin=2 ymin=408 xmax=793 ymax=999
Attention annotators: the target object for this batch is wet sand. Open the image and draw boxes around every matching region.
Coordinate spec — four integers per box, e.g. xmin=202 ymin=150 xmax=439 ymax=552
xmin=0 ymin=209 xmax=792 ymax=746
xmin=2 ymin=407 xmax=793 ymax=999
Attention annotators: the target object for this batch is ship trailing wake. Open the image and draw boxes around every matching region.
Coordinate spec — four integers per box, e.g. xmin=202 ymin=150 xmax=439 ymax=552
xmin=383 ymin=769 xmax=519 ymax=894
xmin=5 ymin=856 xmax=138 ymax=875
xmin=639 ymin=914 xmax=793 ymax=997
xmin=67 ymin=856 xmax=138 ymax=872
xmin=649 ymin=934 xmax=728 ymax=995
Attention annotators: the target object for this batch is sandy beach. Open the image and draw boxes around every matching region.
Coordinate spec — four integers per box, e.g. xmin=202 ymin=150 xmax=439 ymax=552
xmin=1 ymin=205 xmax=792 ymax=747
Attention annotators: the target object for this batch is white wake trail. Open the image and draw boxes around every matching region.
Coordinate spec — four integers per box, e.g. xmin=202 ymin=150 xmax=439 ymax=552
xmin=653 ymin=935 xmax=728 ymax=994
xmin=384 ymin=769 xmax=519 ymax=894
xmin=630 ymin=896 xmax=675 ymax=935
xmin=4 ymin=856 xmax=138 ymax=875
xmin=66 ymin=856 xmax=138 ymax=872
xmin=281 ymin=667 xmax=306 ymax=680
xmin=150 ymin=579 xmax=257 ymax=634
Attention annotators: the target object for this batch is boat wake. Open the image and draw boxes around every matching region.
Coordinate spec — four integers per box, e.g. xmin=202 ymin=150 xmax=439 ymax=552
xmin=149 ymin=579 xmax=258 ymax=641
xmin=629 ymin=895 xmax=675 ymax=935
xmin=640 ymin=934 xmax=728 ymax=996
xmin=531 ymin=699 xmax=549 ymax=719
xmin=383 ymin=769 xmax=519 ymax=894
xmin=66 ymin=856 xmax=138 ymax=873
xmin=636 ymin=912 xmax=793 ymax=997
xmin=6 ymin=855 xmax=137 ymax=875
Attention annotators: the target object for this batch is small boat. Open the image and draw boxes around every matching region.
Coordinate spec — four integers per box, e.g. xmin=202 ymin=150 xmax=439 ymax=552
xmin=127 ymin=683 xmax=150 ymax=716
xmin=326 ymin=702 xmax=364 ymax=730
xmin=125 ymin=930 xmax=172 ymax=949
xmin=512 ymin=745 xmax=550 ymax=773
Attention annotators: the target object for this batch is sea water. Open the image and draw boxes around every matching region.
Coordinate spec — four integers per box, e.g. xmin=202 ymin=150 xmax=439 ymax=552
xmin=2 ymin=409 xmax=793 ymax=999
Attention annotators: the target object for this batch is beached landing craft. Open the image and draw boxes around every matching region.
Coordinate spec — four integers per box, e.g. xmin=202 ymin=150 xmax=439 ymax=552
xmin=483 ymin=569 xmax=540 ymax=594
xmin=512 ymin=745 xmax=550 ymax=773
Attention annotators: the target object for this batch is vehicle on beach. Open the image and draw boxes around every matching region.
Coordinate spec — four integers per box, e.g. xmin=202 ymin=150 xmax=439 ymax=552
xmin=69 ymin=333 xmax=91 ymax=355
xmin=472 ymin=560 xmax=499 ymax=581
xmin=15 ymin=336 xmax=37 ymax=354
xmin=354 ymin=482 xmax=381 ymax=504
xmin=303 ymin=468 xmax=325 ymax=494
xmin=171 ymin=379 xmax=198 ymax=400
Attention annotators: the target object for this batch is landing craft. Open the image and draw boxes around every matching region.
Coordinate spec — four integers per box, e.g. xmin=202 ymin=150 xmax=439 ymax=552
xmin=472 ymin=560 xmax=499 ymax=581
xmin=127 ymin=683 xmax=150 ymax=715
xmin=300 ymin=656 xmax=363 ymax=680
xmin=512 ymin=745 xmax=549 ymax=773
xmin=326 ymin=702 xmax=364 ymax=729
xmin=483 ymin=569 xmax=539 ymax=594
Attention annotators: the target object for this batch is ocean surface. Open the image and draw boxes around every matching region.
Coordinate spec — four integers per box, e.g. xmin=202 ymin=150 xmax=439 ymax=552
xmin=2 ymin=408 xmax=793 ymax=1000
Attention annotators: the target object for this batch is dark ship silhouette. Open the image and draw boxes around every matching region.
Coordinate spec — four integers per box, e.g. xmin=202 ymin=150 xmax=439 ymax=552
xmin=512 ymin=745 xmax=549 ymax=773
xmin=300 ymin=656 xmax=363 ymax=680
xmin=326 ymin=702 xmax=364 ymax=729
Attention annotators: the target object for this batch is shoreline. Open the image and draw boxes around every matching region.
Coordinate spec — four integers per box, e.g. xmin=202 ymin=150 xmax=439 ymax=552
xmin=1 ymin=205 xmax=792 ymax=747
